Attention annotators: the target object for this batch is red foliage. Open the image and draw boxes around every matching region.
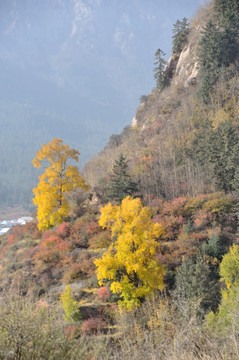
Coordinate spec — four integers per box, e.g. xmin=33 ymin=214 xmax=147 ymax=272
xmin=70 ymin=219 xmax=101 ymax=248
xmin=97 ymin=286 xmax=109 ymax=302
xmin=162 ymin=197 xmax=188 ymax=216
xmin=56 ymin=222 xmax=71 ymax=238
xmin=85 ymin=221 xmax=101 ymax=236
xmin=34 ymin=234 xmax=71 ymax=266
xmin=0 ymin=233 xmax=18 ymax=258
xmin=64 ymin=325 xmax=77 ymax=339
xmin=81 ymin=317 xmax=107 ymax=335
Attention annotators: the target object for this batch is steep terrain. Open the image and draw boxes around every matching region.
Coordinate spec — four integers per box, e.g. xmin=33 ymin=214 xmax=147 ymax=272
xmin=0 ymin=0 xmax=202 ymax=208
xmin=83 ymin=0 xmax=239 ymax=204
xmin=0 ymin=1 xmax=239 ymax=359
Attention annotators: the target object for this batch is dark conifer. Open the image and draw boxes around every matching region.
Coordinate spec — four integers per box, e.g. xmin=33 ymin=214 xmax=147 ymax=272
xmin=208 ymin=123 xmax=239 ymax=193
xmin=173 ymin=255 xmax=220 ymax=315
xmin=172 ymin=17 xmax=190 ymax=55
xmin=153 ymin=48 xmax=168 ymax=90
xmin=107 ymin=154 xmax=138 ymax=203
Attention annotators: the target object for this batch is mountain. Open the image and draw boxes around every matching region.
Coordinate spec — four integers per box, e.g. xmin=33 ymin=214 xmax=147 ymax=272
xmin=0 ymin=0 xmax=202 ymax=208
xmin=0 ymin=2 xmax=239 ymax=358
xmin=83 ymin=0 xmax=239 ymax=203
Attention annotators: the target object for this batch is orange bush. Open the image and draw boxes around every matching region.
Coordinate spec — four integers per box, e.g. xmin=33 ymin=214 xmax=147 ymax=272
xmin=56 ymin=222 xmax=71 ymax=238
xmin=34 ymin=234 xmax=71 ymax=266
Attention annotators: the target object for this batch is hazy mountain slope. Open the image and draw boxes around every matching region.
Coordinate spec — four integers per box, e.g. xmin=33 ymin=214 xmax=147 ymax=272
xmin=0 ymin=0 xmax=202 ymax=208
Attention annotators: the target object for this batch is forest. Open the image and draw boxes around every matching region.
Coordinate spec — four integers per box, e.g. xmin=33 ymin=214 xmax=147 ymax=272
xmin=0 ymin=0 xmax=239 ymax=359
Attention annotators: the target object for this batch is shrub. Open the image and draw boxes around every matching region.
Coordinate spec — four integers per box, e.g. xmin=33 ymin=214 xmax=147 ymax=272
xmin=56 ymin=222 xmax=71 ymax=238
xmin=88 ymin=231 xmax=111 ymax=249
xmin=34 ymin=234 xmax=71 ymax=267
xmin=62 ymin=264 xmax=87 ymax=284
xmin=97 ymin=286 xmax=110 ymax=302
xmin=0 ymin=296 xmax=94 ymax=359
xmin=81 ymin=317 xmax=107 ymax=335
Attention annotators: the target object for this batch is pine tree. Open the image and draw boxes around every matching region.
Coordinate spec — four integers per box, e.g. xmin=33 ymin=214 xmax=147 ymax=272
xmin=208 ymin=123 xmax=239 ymax=193
xmin=198 ymin=1 xmax=239 ymax=103
xmin=173 ymin=255 xmax=220 ymax=315
xmin=153 ymin=48 xmax=168 ymax=90
xmin=214 ymin=0 xmax=239 ymax=26
xmin=172 ymin=17 xmax=190 ymax=55
xmin=107 ymin=154 xmax=138 ymax=203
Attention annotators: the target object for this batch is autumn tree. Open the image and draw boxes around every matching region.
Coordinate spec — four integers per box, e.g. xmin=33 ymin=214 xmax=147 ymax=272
xmin=107 ymin=154 xmax=138 ymax=203
xmin=60 ymin=285 xmax=80 ymax=322
xmin=32 ymin=138 xmax=89 ymax=231
xmin=95 ymin=196 xmax=165 ymax=309
xmin=207 ymin=244 xmax=239 ymax=334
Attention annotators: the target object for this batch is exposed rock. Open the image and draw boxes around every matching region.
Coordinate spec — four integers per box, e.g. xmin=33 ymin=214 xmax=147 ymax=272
xmin=132 ymin=115 xmax=138 ymax=127
xmin=185 ymin=61 xmax=200 ymax=86
xmin=163 ymin=54 xmax=179 ymax=83
xmin=172 ymin=44 xmax=197 ymax=87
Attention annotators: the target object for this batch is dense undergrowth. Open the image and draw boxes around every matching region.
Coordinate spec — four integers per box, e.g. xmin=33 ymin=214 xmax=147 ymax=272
xmin=0 ymin=192 xmax=238 ymax=358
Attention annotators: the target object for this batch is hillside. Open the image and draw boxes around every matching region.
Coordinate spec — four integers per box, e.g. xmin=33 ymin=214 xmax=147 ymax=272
xmin=0 ymin=0 xmax=202 ymax=209
xmin=83 ymin=0 xmax=239 ymax=204
xmin=0 ymin=0 xmax=239 ymax=359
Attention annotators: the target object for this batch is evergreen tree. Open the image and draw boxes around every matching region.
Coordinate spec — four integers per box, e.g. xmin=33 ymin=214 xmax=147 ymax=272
xmin=173 ymin=255 xmax=220 ymax=315
xmin=172 ymin=17 xmax=190 ymax=55
xmin=153 ymin=48 xmax=168 ymax=90
xmin=198 ymin=1 xmax=239 ymax=103
xmin=198 ymin=21 xmax=225 ymax=103
xmin=214 ymin=0 xmax=239 ymax=27
xmin=107 ymin=154 xmax=138 ymax=203
xmin=208 ymin=123 xmax=239 ymax=193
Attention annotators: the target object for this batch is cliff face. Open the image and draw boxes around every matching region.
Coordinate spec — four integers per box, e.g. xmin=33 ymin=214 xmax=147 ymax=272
xmin=131 ymin=1 xmax=214 ymax=129
xmin=163 ymin=1 xmax=215 ymax=91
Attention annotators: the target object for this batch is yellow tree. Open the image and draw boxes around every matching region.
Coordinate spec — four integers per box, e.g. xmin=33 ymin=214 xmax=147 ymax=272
xmin=95 ymin=196 xmax=165 ymax=309
xmin=32 ymin=138 xmax=89 ymax=231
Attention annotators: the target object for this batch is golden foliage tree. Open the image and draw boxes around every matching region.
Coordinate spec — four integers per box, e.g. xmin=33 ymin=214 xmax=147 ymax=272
xmin=95 ymin=196 xmax=165 ymax=309
xmin=207 ymin=245 xmax=239 ymax=334
xmin=32 ymin=138 xmax=89 ymax=231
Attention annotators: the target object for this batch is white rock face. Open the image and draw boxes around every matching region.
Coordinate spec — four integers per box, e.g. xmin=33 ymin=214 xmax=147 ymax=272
xmin=171 ymin=21 xmax=202 ymax=88
xmin=175 ymin=46 xmax=191 ymax=76
xmin=132 ymin=115 xmax=138 ymax=127
xmin=172 ymin=44 xmax=200 ymax=87
xmin=185 ymin=61 xmax=200 ymax=86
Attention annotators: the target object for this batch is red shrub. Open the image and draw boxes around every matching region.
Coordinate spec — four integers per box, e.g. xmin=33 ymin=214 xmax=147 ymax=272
xmin=56 ymin=222 xmax=71 ymax=238
xmin=34 ymin=234 xmax=71 ymax=266
xmin=81 ymin=317 xmax=107 ymax=335
xmin=85 ymin=221 xmax=101 ymax=236
xmin=162 ymin=196 xmax=187 ymax=216
xmin=97 ymin=287 xmax=110 ymax=302
xmin=0 ymin=233 xmax=18 ymax=257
